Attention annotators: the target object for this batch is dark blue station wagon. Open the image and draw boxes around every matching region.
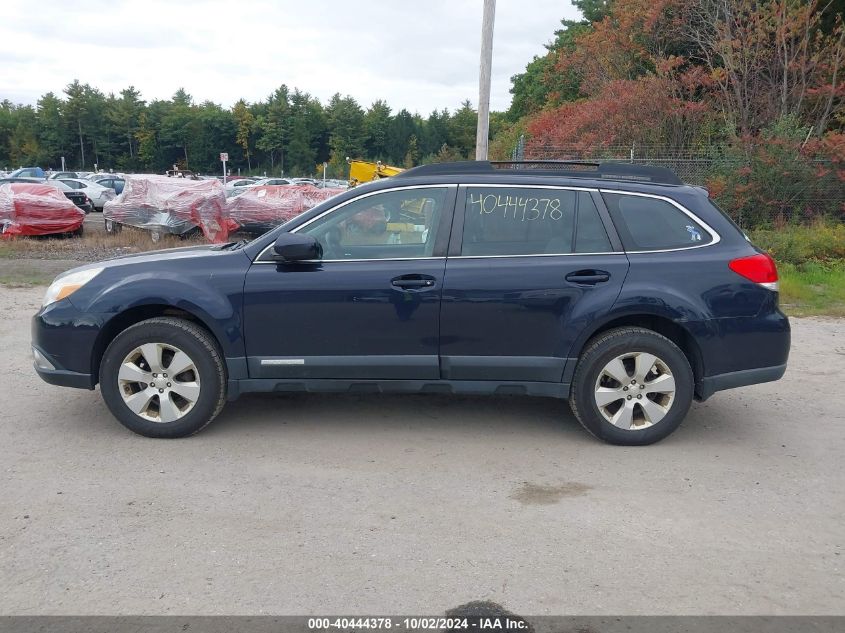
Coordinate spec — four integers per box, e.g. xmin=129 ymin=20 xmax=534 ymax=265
xmin=32 ymin=161 xmax=790 ymax=445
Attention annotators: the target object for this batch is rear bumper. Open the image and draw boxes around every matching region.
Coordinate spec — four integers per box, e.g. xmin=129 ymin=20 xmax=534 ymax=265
xmin=696 ymin=363 xmax=786 ymax=401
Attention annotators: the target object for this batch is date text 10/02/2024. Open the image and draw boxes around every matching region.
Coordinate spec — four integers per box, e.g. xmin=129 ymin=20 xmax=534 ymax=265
xmin=307 ymin=617 xmax=530 ymax=630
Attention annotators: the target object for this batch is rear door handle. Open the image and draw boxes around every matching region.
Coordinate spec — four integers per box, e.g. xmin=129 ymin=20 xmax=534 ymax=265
xmin=391 ymin=275 xmax=436 ymax=289
xmin=565 ymin=270 xmax=611 ymax=285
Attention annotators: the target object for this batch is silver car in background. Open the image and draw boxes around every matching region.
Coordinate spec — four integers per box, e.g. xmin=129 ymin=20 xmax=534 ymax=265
xmin=58 ymin=178 xmax=117 ymax=211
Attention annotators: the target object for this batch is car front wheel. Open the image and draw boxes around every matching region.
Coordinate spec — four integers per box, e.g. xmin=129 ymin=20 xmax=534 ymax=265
xmin=569 ymin=327 xmax=693 ymax=445
xmin=99 ymin=317 xmax=227 ymax=438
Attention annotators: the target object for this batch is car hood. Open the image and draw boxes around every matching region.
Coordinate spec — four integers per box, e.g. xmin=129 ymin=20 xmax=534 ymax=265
xmin=58 ymin=244 xmax=238 ymax=278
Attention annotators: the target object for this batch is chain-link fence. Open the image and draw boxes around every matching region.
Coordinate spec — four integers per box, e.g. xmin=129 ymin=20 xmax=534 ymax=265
xmin=517 ymin=141 xmax=844 ymax=227
xmin=520 ymin=143 xmax=736 ymax=184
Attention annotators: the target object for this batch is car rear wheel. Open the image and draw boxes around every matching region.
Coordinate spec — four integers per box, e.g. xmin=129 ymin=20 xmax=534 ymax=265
xmin=104 ymin=218 xmax=121 ymax=234
xmin=569 ymin=327 xmax=693 ymax=445
xmin=100 ymin=317 xmax=227 ymax=438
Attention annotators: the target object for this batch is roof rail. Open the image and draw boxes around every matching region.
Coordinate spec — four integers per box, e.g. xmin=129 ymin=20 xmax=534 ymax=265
xmin=394 ymin=160 xmax=684 ymax=186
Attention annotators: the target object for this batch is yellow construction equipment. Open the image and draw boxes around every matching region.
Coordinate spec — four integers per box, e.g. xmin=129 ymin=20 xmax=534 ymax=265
xmin=346 ymin=158 xmax=404 ymax=186
xmin=344 ymin=159 xmax=435 ymax=244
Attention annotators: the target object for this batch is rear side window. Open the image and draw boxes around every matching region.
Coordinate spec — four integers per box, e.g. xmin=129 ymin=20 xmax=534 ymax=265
xmin=602 ymin=193 xmax=712 ymax=251
xmin=461 ymin=188 xmax=612 ymax=256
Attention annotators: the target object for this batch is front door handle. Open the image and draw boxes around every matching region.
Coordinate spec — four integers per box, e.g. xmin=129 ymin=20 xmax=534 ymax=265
xmin=391 ymin=275 xmax=436 ymax=289
xmin=565 ymin=270 xmax=611 ymax=285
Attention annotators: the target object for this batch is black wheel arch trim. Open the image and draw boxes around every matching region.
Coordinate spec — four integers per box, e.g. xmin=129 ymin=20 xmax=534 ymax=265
xmin=565 ymin=308 xmax=712 ymax=386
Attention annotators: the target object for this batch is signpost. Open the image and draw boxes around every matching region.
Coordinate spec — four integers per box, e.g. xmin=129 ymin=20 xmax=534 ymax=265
xmin=220 ymin=152 xmax=228 ymax=185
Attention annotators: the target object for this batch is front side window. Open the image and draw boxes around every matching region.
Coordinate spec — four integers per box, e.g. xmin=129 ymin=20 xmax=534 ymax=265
xmin=602 ymin=193 xmax=713 ymax=251
xmin=299 ymin=187 xmax=447 ymax=260
xmin=460 ymin=187 xmax=611 ymax=256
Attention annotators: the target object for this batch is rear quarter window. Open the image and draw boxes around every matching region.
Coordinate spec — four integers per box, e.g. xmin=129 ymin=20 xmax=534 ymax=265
xmin=602 ymin=192 xmax=713 ymax=251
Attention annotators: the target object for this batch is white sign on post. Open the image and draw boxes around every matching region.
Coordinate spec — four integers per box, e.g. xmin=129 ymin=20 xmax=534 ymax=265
xmin=220 ymin=153 xmax=228 ymax=185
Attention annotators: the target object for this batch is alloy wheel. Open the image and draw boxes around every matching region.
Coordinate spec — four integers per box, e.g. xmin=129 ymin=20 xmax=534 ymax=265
xmin=118 ymin=342 xmax=201 ymax=423
xmin=594 ymin=351 xmax=676 ymax=430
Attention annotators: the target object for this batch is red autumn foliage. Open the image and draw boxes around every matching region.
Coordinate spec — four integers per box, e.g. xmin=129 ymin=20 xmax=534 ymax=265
xmin=525 ymin=76 xmax=713 ymax=154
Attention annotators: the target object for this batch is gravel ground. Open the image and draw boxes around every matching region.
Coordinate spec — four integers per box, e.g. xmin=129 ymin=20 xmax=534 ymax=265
xmin=0 ymin=286 xmax=843 ymax=615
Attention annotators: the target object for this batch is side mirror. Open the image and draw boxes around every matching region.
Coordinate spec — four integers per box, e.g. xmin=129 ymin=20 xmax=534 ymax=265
xmin=273 ymin=233 xmax=322 ymax=262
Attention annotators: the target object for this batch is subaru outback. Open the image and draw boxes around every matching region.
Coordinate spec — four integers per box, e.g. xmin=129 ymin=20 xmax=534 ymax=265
xmin=32 ymin=161 xmax=790 ymax=445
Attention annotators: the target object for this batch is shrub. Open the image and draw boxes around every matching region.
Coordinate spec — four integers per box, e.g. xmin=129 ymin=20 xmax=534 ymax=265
xmin=749 ymin=219 xmax=845 ymax=265
xmin=707 ymin=117 xmax=845 ymax=228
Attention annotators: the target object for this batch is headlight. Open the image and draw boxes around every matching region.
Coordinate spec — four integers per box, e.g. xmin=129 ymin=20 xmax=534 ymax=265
xmin=42 ymin=267 xmax=104 ymax=307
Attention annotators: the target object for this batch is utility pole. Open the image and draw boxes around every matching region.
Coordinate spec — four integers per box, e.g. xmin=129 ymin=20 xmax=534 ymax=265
xmin=475 ymin=0 xmax=496 ymax=161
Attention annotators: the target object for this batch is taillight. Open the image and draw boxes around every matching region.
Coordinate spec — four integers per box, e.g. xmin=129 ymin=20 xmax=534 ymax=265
xmin=729 ymin=253 xmax=779 ymax=291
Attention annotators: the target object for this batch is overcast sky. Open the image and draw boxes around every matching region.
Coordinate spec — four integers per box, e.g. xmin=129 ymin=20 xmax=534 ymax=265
xmin=0 ymin=0 xmax=580 ymax=114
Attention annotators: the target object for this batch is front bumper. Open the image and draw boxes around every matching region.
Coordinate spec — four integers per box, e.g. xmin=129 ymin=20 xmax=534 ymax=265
xmin=32 ymin=299 xmax=102 ymax=390
xmin=33 ymin=347 xmax=94 ymax=389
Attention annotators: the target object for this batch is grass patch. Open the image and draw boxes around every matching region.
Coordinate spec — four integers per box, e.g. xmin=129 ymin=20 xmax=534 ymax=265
xmin=749 ymin=220 xmax=845 ymax=265
xmin=0 ymin=229 xmax=198 ymax=259
xmin=778 ymin=262 xmax=845 ymax=316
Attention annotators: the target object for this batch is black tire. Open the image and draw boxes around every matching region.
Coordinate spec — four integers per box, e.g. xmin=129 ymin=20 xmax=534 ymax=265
xmin=71 ymin=225 xmax=84 ymax=238
xmin=569 ymin=327 xmax=694 ymax=445
xmin=104 ymin=218 xmax=121 ymax=234
xmin=99 ymin=317 xmax=227 ymax=438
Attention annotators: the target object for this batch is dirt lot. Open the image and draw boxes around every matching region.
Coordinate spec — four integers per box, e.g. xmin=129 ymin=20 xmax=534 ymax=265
xmin=0 ymin=284 xmax=843 ymax=615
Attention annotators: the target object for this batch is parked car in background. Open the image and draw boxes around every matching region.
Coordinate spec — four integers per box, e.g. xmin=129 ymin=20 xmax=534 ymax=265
xmin=46 ymin=180 xmax=93 ymax=214
xmin=103 ymin=175 xmax=230 ymax=242
xmin=1 ymin=181 xmax=85 ymax=237
xmin=249 ymin=178 xmax=293 ymax=187
xmin=31 ymin=161 xmax=789 ymax=443
xmin=58 ymin=178 xmax=116 ymax=211
xmin=224 ymin=178 xmax=258 ymax=198
xmin=319 ymin=179 xmax=350 ymax=189
xmin=48 ymin=171 xmax=80 ymax=180
xmin=8 ymin=167 xmax=46 ymax=179
xmin=227 ymin=184 xmax=345 ymax=236
xmin=0 ymin=177 xmax=43 ymax=185
xmin=87 ymin=173 xmax=121 ymax=182
xmin=89 ymin=175 xmax=125 ymax=195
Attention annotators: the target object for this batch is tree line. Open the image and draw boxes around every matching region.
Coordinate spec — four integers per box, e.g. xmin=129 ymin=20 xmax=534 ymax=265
xmin=0 ymin=83 xmax=506 ymax=178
